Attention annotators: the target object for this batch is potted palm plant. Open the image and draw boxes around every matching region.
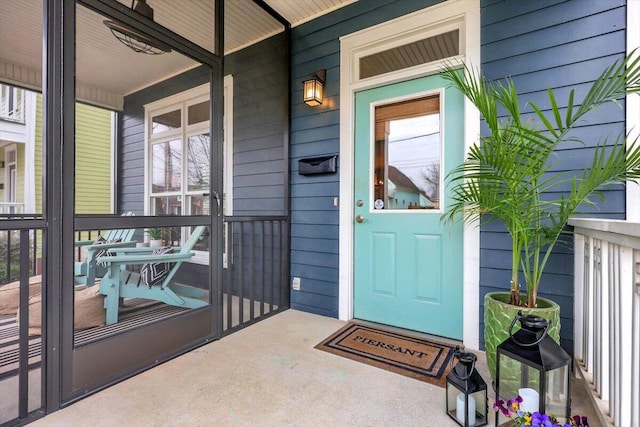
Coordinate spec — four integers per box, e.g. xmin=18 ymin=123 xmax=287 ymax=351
xmin=441 ymin=53 xmax=640 ymax=380
xmin=145 ymin=228 xmax=165 ymax=248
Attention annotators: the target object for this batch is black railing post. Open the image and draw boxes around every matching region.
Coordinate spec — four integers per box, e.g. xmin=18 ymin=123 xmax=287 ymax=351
xmin=18 ymin=229 xmax=30 ymax=419
xmin=220 ymin=216 xmax=288 ymax=334
xmin=238 ymin=223 xmax=244 ymax=325
xmin=6 ymin=230 xmax=12 ymax=283
xmin=269 ymin=220 xmax=274 ymax=312
xmin=31 ymin=230 xmax=37 ymax=275
xmin=260 ymin=221 xmax=265 ymax=317
xmin=248 ymin=221 xmax=255 ymax=321
xmin=225 ymin=221 xmax=233 ymax=330
xmin=282 ymin=220 xmax=286 ymax=308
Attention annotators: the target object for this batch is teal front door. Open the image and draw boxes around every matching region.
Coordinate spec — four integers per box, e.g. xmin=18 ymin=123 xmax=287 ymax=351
xmin=353 ymin=75 xmax=464 ymax=339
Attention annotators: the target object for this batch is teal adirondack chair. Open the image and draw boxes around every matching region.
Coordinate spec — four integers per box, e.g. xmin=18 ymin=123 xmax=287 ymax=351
xmin=97 ymin=225 xmax=208 ymax=325
xmin=74 ymin=212 xmax=137 ymax=287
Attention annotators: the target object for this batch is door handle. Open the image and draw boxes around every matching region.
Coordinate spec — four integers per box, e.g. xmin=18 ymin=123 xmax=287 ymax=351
xmin=212 ymin=191 xmax=221 ymax=217
xmin=355 ymin=215 xmax=366 ymax=223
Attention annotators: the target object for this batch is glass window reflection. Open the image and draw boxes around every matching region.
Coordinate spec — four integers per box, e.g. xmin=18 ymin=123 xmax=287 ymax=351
xmin=152 ymin=140 xmax=182 ymax=192
xmin=374 ymin=96 xmax=441 ymax=210
xmin=187 ymin=134 xmax=210 ymax=191
xmin=152 ymin=109 xmax=181 ymax=134
xmin=188 ymin=101 xmax=210 ymax=125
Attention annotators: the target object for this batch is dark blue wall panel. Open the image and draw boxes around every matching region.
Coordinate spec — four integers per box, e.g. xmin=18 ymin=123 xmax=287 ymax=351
xmin=478 ymin=0 xmax=627 ymax=353
xmin=226 ymin=34 xmax=288 ymax=215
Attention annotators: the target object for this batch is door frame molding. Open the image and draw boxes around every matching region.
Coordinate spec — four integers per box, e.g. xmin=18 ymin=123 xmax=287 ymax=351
xmin=626 ymin=0 xmax=640 ymax=220
xmin=338 ymin=0 xmax=481 ymax=348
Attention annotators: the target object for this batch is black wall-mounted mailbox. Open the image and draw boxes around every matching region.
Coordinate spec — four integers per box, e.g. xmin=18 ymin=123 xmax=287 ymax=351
xmin=298 ymin=155 xmax=338 ymax=175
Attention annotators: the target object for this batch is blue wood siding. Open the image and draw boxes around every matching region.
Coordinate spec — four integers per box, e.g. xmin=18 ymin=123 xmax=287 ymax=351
xmin=290 ymin=0 xmax=444 ymax=317
xmin=479 ymin=0 xmax=627 ymax=353
xmin=225 ymin=33 xmax=288 ymax=216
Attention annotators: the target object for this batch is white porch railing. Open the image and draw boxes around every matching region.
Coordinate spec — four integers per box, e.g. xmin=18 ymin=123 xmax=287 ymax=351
xmin=0 ymin=202 xmax=24 ymax=214
xmin=569 ymin=218 xmax=640 ymax=427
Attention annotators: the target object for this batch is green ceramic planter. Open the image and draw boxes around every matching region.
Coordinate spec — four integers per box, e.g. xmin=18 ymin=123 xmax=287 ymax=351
xmin=484 ymin=292 xmax=561 ymax=382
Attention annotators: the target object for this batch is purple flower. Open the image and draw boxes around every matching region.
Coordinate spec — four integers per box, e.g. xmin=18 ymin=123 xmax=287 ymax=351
xmin=495 ymin=395 xmax=587 ymax=427
xmin=493 ymin=398 xmax=512 ymax=417
xmin=493 ymin=398 xmax=504 ymax=410
xmin=569 ymin=415 xmax=589 ymax=427
xmin=507 ymin=395 xmax=523 ymax=410
xmin=531 ymin=412 xmax=554 ymax=427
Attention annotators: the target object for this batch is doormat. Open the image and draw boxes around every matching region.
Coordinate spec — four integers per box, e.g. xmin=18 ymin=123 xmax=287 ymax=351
xmin=315 ymin=322 xmax=456 ymax=387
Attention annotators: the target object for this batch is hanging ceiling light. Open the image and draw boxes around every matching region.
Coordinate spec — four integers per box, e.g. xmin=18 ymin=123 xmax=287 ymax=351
xmin=103 ymin=0 xmax=172 ymax=55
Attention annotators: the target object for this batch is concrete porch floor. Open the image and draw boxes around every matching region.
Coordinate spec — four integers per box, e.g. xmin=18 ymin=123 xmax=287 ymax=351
xmin=33 ymin=310 xmax=598 ymax=426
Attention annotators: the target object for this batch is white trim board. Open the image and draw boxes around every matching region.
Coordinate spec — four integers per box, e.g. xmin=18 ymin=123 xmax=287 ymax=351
xmin=0 ymin=59 xmax=124 ymax=111
xmin=627 ymin=1 xmax=640 ymax=222
xmin=338 ymin=0 xmax=481 ymax=349
xmin=142 ymin=81 xmax=225 ymax=266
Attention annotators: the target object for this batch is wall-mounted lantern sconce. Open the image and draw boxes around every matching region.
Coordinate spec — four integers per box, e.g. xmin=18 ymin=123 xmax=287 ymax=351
xmin=303 ymin=69 xmax=326 ymax=106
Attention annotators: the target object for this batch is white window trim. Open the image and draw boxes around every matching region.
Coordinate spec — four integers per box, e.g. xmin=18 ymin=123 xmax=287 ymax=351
xmin=223 ymin=75 xmax=234 ymax=268
xmin=110 ymin=111 xmax=117 ymax=214
xmin=23 ymin=90 xmax=36 ymax=213
xmin=144 ymin=83 xmax=211 ymax=212
xmin=224 ymin=75 xmax=234 ymax=216
xmin=144 ymin=83 xmax=211 ymax=264
xmin=627 ymin=1 xmax=640 ymax=221
xmin=367 ymin=88 xmax=445 ymax=215
xmin=338 ymin=0 xmax=481 ymax=349
xmin=4 ymin=144 xmax=17 ymax=204
xmin=143 ymin=79 xmax=234 ymax=266
xmin=144 ymin=83 xmax=211 ymax=114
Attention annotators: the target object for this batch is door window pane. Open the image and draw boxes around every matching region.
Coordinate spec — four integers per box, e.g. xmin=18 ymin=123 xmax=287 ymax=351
xmin=373 ymin=95 xmax=441 ymax=210
xmin=360 ymin=30 xmax=459 ymax=79
xmin=151 ymin=140 xmax=182 ymax=192
xmin=152 ymin=109 xmax=181 ymax=134
xmin=187 ymin=134 xmax=210 ymax=191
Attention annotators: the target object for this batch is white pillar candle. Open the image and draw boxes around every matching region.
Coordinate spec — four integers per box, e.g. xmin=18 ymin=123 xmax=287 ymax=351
xmin=519 ymin=388 xmax=540 ymax=413
xmin=456 ymin=392 xmax=476 ymax=426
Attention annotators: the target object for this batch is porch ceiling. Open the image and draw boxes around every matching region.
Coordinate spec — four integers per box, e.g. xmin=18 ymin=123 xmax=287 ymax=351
xmin=0 ymin=0 xmax=355 ymax=109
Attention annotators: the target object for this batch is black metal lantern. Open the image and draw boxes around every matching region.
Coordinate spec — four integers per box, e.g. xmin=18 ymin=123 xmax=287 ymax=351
xmin=446 ymin=348 xmax=488 ymax=426
xmin=302 ymin=70 xmax=326 ymax=106
xmin=495 ymin=312 xmax=571 ymax=426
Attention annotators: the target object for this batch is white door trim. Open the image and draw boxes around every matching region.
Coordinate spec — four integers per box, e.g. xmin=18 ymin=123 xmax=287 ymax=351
xmin=338 ymin=0 xmax=481 ymax=348
xmin=627 ymin=1 xmax=640 ymax=221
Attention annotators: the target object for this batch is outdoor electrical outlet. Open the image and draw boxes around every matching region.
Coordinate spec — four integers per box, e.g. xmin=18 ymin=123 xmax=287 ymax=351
xmin=292 ymin=277 xmax=301 ymax=291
